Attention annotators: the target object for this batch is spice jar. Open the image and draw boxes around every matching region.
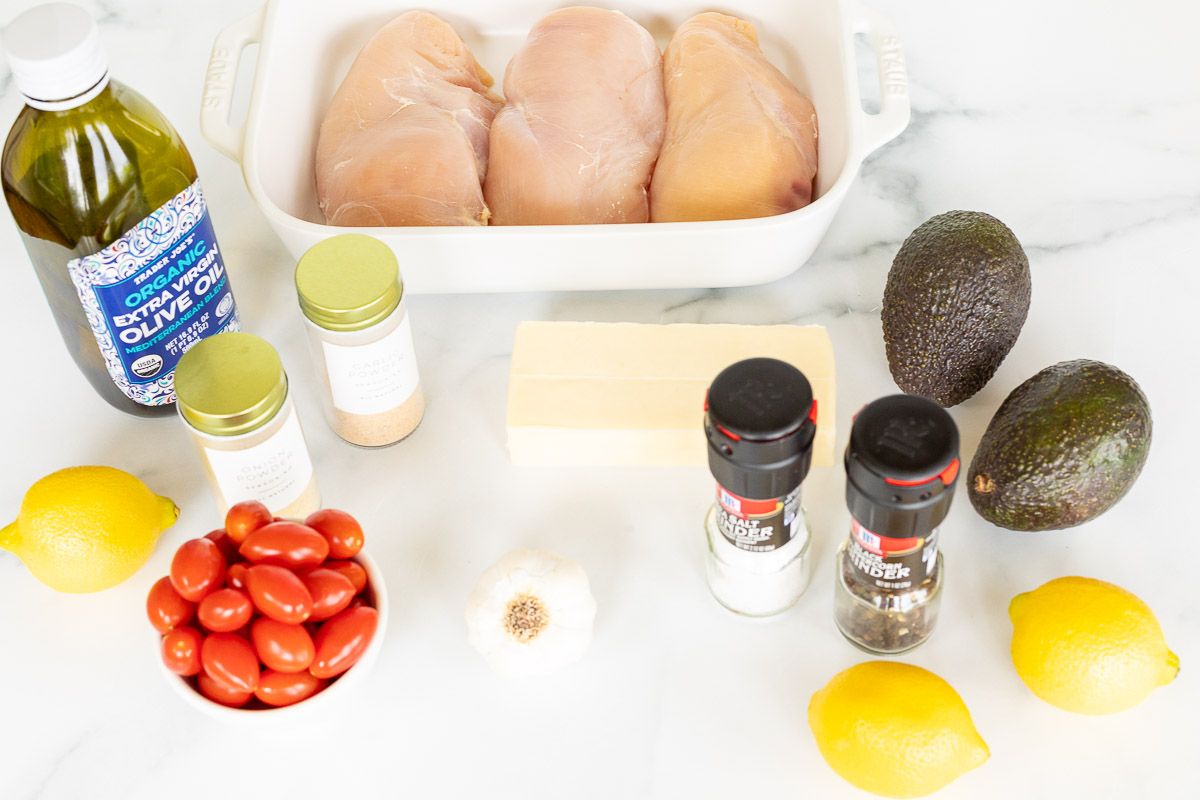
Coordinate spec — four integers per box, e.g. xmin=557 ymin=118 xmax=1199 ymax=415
xmin=175 ymin=332 xmax=320 ymax=518
xmin=703 ymin=358 xmax=818 ymax=617
xmin=295 ymin=235 xmax=425 ymax=447
xmin=833 ymin=394 xmax=960 ymax=654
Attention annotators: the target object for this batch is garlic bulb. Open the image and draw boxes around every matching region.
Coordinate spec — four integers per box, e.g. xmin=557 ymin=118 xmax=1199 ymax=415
xmin=465 ymin=549 xmax=596 ymax=676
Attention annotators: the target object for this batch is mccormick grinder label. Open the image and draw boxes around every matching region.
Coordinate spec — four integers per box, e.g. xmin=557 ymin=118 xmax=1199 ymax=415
xmin=847 ymin=517 xmax=939 ymax=591
xmin=67 ymin=181 xmax=239 ymax=406
xmin=715 ymin=485 xmax=803 ymax=552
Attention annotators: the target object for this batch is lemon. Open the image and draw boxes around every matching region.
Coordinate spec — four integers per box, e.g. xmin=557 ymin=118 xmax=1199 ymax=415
xmin=808 ymin=661 xmax=989 ymax=798
xmin=0 ymin=466 xmax=179 ymax=593
xmin=1010 ymin=576 xmax=1179 ymax=715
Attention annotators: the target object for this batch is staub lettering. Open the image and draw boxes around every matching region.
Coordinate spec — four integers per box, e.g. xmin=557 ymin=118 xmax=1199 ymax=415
xmin=879 ymin=36 xmax=907 ymax=96
xmin=203 ymin=46 xmax=233 ymax=109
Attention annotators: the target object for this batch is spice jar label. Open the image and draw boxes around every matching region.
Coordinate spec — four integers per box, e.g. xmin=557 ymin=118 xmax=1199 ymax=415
xmin=715 ymin=486 xmax=803 ymax=552
xmin=848 ymin=518 xmax=939 ymax=591
xmin=321 ymin=313 xmax=420 ymax=416
xmin=202 ymin=409 xmax=314 ymax=511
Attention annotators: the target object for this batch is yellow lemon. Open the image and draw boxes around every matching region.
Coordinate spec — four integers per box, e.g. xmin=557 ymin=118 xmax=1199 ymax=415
xmin=0 ymin=466 xmax=179 ymax=593
xmin=808 ymin=661 xmax=989 ymax=798
xmin=1009 ymin=576 xmax=1178 ymax=715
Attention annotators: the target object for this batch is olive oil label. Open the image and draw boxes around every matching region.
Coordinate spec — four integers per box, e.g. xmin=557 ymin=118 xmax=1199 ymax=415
xmin=67 ymin=181 xmax=239 ymax=406
xmin=203 ymin=408 xmax=314 ymax=512
xmin=715 ymin=485 xmax=803 ymax=552
xmin=320 ymin=310 xmax=420 ymax=415
xmin=848 ymin=518 xmax=939 ymax=590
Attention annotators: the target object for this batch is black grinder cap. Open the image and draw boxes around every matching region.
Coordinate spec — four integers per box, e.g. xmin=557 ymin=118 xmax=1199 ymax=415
xmin=845 ymin=394 xmax=961 ymax=538
xmin=705 ymin=358 xmax=817 ymax=500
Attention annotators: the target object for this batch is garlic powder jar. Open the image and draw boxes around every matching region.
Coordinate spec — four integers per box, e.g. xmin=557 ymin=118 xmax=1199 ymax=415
xmin=174 ymin=332 xmax=320 ymax=518
xmin=295 ymin=235 xmax=424 ymax=447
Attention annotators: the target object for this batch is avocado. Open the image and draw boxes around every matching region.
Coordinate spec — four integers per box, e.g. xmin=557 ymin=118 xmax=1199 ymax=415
xmin=882 ymin=211 xmax=1031 ymax=406
xmin=968 ymin=360 xmax=1152 ymax=531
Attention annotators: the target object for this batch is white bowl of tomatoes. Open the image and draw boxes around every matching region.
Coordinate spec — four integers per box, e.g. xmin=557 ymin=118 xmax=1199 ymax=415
xmin=147 ymin=503 xmax=387 ymax=721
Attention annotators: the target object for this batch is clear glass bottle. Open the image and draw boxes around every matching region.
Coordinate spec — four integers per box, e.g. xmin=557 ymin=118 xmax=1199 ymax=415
xmin=174 ymin=332 xmax=320 ymax=518
xmin=295 ymin=235 xmax=424 ymax=447
xmin=1 ymin=4 xmax=239 ymax=416
xmin=705 ymin=490 xmax=812 ymax=617
xmin=833 ymin=395 xmax=960 ymax=654
xmin=703 ymin=358 xmax=818 ymax=617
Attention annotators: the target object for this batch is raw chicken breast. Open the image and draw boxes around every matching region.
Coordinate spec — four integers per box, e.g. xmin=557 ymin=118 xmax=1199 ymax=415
xmin=315 ymin=11 xmax=502 ymax=226
xmin=650 ymin=13 xmax=818 ymax=222
xmin=484 ymin=7 xmax=666 ymax=225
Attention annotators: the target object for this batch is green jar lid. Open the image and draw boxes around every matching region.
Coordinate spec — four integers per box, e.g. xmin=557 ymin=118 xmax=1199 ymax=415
xmin=295 ymin=234 xmax=403 ymax=332
xmin=174 ymin=332 xmax=289 ymax=437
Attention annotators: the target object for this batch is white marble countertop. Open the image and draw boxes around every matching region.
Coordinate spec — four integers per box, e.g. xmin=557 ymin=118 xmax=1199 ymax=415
xmin=1 ymin=1 xmax=1197 ymax=798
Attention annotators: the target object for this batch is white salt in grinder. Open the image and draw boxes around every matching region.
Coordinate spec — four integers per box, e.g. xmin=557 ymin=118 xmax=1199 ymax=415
xmin=702 ymin=358 xmax=818 ymax=617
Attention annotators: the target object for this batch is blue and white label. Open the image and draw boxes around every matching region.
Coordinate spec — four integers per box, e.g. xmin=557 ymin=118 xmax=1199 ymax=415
xmin=68 ymin=182 xmax=239 ymax=406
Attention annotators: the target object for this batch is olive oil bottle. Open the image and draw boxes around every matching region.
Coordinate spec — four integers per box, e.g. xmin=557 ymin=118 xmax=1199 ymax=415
xmin=1 ymin=3 xmax=239 ymax=417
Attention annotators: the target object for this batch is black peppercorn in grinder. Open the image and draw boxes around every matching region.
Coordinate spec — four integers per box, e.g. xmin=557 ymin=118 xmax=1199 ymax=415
xmin=834 ymin=394 xmax=960 ymax=654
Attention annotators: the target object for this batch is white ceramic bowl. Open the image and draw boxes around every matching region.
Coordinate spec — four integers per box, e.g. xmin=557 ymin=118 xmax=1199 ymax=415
xmin=159 ymin=549 xmax=388 ymax=724
xmin=200 ymin=0 xmax=910 ymax=293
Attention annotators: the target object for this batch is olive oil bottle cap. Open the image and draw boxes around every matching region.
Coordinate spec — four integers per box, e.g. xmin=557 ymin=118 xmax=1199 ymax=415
xmin=174 ymin=333 xmax=290 ymax=437
xmin=295 ymin=235 xmax=403 ymax=333
xmin=845 ymin=394 xmax=960 ymax=537
xmin=705 ymin=358 xmax=817 ymax=500
xmin=2 ymin=3 xmax=109 ymax=110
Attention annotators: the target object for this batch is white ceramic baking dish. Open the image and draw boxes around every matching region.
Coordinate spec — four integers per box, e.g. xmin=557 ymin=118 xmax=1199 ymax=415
xmin=201 ymin=0 xmax=909 ymax=294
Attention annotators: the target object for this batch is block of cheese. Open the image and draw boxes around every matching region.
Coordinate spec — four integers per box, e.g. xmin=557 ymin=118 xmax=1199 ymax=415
xmin=507 ymin=322 xmax=836 ymax=467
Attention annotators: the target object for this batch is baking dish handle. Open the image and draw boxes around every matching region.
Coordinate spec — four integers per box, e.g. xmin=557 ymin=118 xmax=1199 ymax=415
xmin=200 ymin=6 xmax=265 ymax=161
xmin=852 ymin=5 xmax=911 ymax=155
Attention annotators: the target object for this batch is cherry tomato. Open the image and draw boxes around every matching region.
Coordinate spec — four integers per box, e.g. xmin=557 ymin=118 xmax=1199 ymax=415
xmin=170 ymin=538 xmax=226 ymax=602
xmin=197 ymin=588 xmax=253 ymax=633
xmin=197 ymin=673 xmax=252 ymax=707
xmin=311 ymin=606 xmax=378 ymax=679
xmin=323 ymin=560 xmax=368 ymax=594
xmin=203 ymin=529 xmax=239 ymax=562
xmin=147 ymin=576 xmax=195 ymax=633
xmin=161 ymin=626 xmax=203 ymax=676
xmin=302 ymin=568 xmax=356 ymax=621
xmin=251 ymin=618 xmax=315 ymax=673
xmin=227 ymin=562 xmax=249 ymax=590
xmin=239 ymin=522 xmax=329 ymax=569
xmin=305 ymin=509 xmax=365 ymax=559
xmin=201 ymin=632 xmax=260 ymax=693
xmin=225 ymin=500 xmax=273 ymax=544
xmin=245 ymin=565 xmax=312 ymax=624
xmin=255 ymin=670 xmax=325 ymax=707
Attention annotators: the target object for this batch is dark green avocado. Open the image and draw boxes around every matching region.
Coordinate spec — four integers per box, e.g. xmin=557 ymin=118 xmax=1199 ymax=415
xmin=968 ymin=360 xmax=1152 ymax=531
xmin=882 ymin=211 xmax=1031 ymax=406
